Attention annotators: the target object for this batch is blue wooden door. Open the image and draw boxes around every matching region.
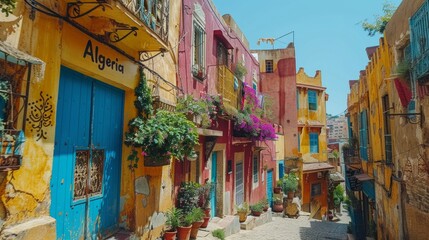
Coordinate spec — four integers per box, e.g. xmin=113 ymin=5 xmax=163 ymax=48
xmin=279 ymin=162 xmax=284 ymax=179
xmin=50 ymin=66 xmax=124 ymax=239
xmin=210 ymin=152 xmax=217 ymax=217
xmin=267 ymin=170 xmax=273 ymax=207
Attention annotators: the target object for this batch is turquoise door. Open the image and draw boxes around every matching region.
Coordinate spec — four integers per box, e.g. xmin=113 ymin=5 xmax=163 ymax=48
xmin=267 ymin=170 xmax=273 ymax=207
xmin=279 ymin=162 xmax=284 ymax=179
xmin=210 ymin=152 xmax=217 ymax=217
xmin=50 ymin=66 xmax=124 ymax=239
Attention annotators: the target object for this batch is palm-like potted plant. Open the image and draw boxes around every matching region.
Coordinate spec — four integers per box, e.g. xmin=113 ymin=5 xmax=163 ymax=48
xmin=164 ymin=207 xmax=181 ymax=240
xmin=282 ymin=172 xmax=298 ymax=199
xmin=189 ymin=207 xmax=205 ymax=239
xmin=236 ymin=202 xmax=249 ymax=223
xmin=250 ymin=202 xmax=264 ymax=217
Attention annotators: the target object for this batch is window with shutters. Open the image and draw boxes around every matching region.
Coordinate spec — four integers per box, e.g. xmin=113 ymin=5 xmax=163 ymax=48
xmin=308 ymin=90 xmax=317 ymax=111
xmin=359 ymin=110 xmax=368 ymax=161
xmin=382 ymin=95 xmax=392 ymax=164
xmin=310 ymin=132 xmax=319 ymax=153
xmin=192 ymin=15 xmax=206 ymax=80
xmin=253 ymin=153 xmax=259 ymax=183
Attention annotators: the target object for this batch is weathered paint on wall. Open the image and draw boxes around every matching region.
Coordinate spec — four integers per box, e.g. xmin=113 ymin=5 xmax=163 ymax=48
xmin=252 ymin=46 xmax=299 ymax=160
xmin=302 ymin=172 xmax=329 ymax=217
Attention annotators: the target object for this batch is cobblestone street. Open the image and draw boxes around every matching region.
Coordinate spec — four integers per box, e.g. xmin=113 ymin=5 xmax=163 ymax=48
xmin=225 ymin=213 xmax=350 ymax=240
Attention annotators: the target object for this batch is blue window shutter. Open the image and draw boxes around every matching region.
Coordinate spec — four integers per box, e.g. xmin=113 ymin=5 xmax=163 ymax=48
xmin=308 ymin=90 xmax=317 ymax=110
xmin=310 ymin=133 xmax=319 ymax=153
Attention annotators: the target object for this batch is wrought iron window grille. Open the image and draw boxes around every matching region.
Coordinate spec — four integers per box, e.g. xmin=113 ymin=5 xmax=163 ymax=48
xmin=0 ymin=54 xmax=33 ymax=171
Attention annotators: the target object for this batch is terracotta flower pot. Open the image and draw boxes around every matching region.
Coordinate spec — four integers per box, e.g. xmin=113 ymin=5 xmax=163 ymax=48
xmin=287 ymin=191 xmax=295 ymax=199
xmin=164 ymin=230 xmax=177 ymax=240
xmin=263 ymin=205 xmax=269 ymax=212
xmin=177 ymin=225 xmax=192 ymax=240
xmin=273 ymin=187 xmax=282 ymax=194
xmin=251 ymin=210 xmax=262 ymax=217
xmin=273 ymin=203 xmax=284 ymax=213
xmin=200 ymin=216 xmax=210 ymax=228
xmin=190 ymin=221 xmax=203 ymax=239
xmin=237 ymin=211 xmax=247 ymax=222
xmin=204 ymin=208 xmax=211 ymax=217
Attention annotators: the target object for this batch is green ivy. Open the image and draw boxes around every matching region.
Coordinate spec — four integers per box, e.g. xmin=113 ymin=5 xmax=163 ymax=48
xmin=124 ymin=68 xmax=199 ymax=168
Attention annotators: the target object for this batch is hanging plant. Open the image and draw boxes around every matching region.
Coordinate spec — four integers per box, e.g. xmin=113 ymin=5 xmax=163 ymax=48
xmin=125 ymin=68 xmax=199 ymax=168
xmin=234 ymin=61 xmax=248 ymax=80
xmin=176 ymin=95 xmax=211 ymax=128
xmin=233 ymin=83 xmax=276 ymax=141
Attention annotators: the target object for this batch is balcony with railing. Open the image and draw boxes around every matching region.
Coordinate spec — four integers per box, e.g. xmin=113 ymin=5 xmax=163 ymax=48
xmin=411 ymin=0 xmax=429 ymax=83
xmin=119 ymin=0 xmax=169 ymax=42
xmin=343 ymin=148 xmax=361 ymax=169
xmin=62 ymin=0 xmax=169 ymax=54
xmin=217 ymin=65 xmax=239 ymax=111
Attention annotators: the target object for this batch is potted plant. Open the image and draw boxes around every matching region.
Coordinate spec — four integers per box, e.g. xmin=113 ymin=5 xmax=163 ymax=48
xmin=199 ymin=182 xmax=213 ymax=217
xmin=236 ymin=202 xmax=249 ymax=223
xmin=274 ymin=179 xmax=282 ymax=194
xmin=250 ymin=202 xmax=264 ymax=217
xmin=282 ymin=172 xmax=298 ymax=199
xmin=260 ymin=198 xmax=269 ymax=212
xmin=177 ymin=95 xmax=212 ymax=128
xmin=177 ymin=211 xmax=193 ymax=240
xmin=333 ymin=185 xmax=345 ymax=215
xmin=164 ymin=207 xmax=181 ymax=240
xmin=272 ymin=196 xmax=284 ymax=213
xmin=125 ymin=70 xmax=199 ymax=167
xmin=189 ymin=207 xmax=205 ymax=239
xmin=177 ymin=182 xmax=201 ymax=215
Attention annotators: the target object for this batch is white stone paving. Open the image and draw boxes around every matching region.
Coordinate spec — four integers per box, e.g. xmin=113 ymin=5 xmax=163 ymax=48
xmin=224 ymin=215 xmax=349 ymax=240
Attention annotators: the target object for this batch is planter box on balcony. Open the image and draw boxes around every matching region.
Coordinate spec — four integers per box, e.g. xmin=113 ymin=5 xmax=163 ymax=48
xmin=144 ymin=156 xmax=170 ymax=167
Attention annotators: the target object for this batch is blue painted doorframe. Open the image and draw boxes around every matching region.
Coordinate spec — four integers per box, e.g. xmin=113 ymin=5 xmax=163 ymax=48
xmin=267 ymin=170 xmax=273 ymax=207
xmin=50 ymin=66 xmax=124 ymax=239
xmin=210 ymin=152 xmax=217 ymax=217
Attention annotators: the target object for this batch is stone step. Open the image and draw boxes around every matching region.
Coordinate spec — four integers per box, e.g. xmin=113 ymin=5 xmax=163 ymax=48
xmin=203 ymin=215 xmax=240 ymax=237
xmin=240 ymin=209 xmax=272 ymax=230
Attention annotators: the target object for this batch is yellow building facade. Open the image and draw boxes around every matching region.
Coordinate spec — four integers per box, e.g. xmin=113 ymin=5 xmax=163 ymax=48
xmin=0 ymin=1 xmax=180 ymax=239
xmin=296 ymin=68 xmax=328 ymax=163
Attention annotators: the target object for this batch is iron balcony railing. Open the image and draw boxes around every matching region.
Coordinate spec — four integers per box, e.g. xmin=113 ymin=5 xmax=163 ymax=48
xmin=217 ymin=65 xmax=239 ymax=110
xmin=410 ymin=0 xmax=429 ymax=83
xmin=119 ymin=0 xmax=169 ymax=42
xmin=343 ymin=148 xmax=361 ymax=166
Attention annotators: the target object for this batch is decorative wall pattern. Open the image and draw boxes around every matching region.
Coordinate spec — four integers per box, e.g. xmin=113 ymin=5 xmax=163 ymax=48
xmin=27 ymin=91 xmax=53 ymax=141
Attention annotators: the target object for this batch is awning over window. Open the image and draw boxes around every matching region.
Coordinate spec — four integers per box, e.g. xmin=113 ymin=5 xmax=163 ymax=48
xmin=214 ymin=30 xmax=234 ymax=49
xmin=0 ymin=42 xmax=44 ymax=65
xmin=0 ymin=42 xmax=46 ymax=82
xmin=362 ymin=180 xmax=375 ymax=200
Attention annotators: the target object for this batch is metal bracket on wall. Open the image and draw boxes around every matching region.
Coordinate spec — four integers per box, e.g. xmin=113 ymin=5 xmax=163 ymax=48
xmin=139 ymin=49 xmax=167 ymax=62
xmin=107 ymin=27 xmax=138 ymax=43
xmin=67 ymin=1 xmax=110 ymax=19
xmin=387 ymin=106 xmax=425 ymax=127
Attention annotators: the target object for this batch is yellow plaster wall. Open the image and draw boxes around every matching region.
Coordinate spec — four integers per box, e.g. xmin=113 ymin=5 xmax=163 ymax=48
xmin=0 ymin=1 xmax=62 ymax=230
xmin=296 ymin=68 xmax=328 ymax=162
xmin=365 ymin=37 xmax=401 ymax=239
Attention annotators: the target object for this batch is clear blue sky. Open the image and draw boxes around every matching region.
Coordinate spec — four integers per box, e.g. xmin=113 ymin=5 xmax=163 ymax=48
xmin=212 ymin=0 xmax=402 ymax=115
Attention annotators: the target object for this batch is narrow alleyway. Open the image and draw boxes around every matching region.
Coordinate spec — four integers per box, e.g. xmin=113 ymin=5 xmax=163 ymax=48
xmin=225 ymin=211 xmax=350 ymax=240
